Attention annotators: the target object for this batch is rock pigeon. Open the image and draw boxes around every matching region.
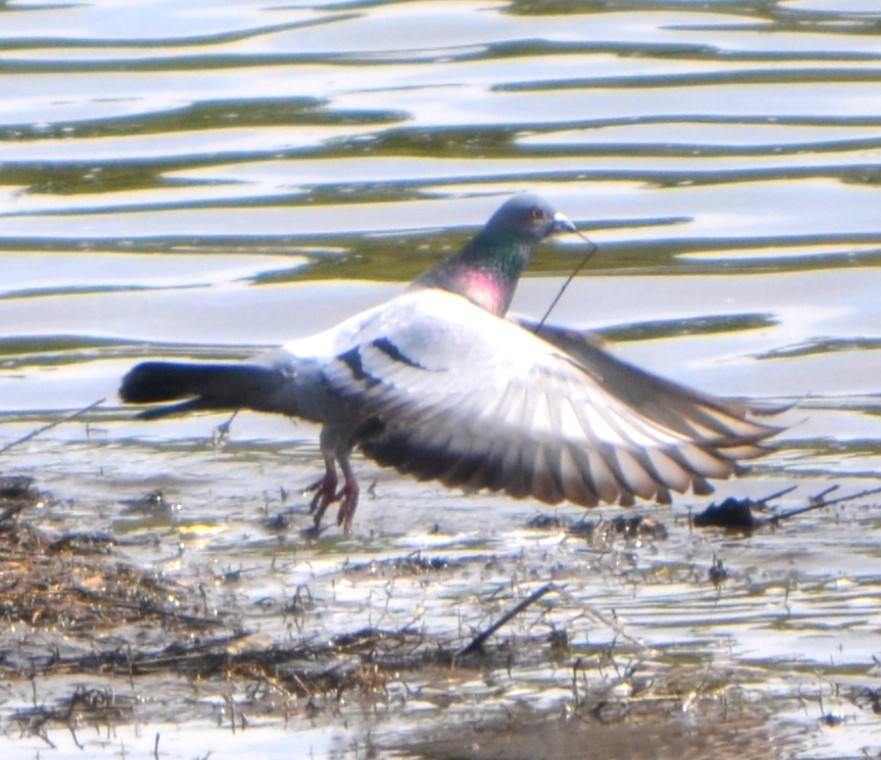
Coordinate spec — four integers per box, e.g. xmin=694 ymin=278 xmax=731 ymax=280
xmin=120 ymin=194 xmax=778 ymax=531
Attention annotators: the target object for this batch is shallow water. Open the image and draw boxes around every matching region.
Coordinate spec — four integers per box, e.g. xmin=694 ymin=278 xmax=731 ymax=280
xmin=1 ymin=1 xmax=880 ymax=758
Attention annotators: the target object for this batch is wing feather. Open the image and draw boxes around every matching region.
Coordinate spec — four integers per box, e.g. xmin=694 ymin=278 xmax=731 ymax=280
xmin=314 ymin=290 xmax=779 ymax=508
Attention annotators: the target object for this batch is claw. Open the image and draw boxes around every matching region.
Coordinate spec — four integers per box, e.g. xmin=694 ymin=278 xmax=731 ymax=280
xmin=305 ymin=451 xmax=338 ymax=528
xmin=335 ymin=455 xmax=360 ymax=532
xmin=305 ymin=446 xmax=360 ymax=533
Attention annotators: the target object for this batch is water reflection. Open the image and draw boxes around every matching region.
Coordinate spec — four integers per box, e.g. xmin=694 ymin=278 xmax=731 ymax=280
xmin=0 ymin=1 xmax=880 ymax=758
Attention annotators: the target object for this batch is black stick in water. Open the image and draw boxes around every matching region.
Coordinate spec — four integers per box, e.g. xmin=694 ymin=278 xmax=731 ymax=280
xmin=457 ymin=583 xmax=557 ymax=656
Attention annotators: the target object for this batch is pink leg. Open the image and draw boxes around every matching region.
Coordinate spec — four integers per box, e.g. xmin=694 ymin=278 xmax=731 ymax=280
xmin=305 ymin=428 xmax=361 ymax=532
xmin=334 ymin=452 xmax=360 ymax=533
xmin=306 ymin=449 xmax=338 ymax=529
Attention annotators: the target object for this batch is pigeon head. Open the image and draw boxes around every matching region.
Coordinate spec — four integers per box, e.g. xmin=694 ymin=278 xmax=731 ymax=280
xmin=483 ymin=193 xmax=577 ymax=243
xmin=413 ymin=194 xmax=578 ymax=316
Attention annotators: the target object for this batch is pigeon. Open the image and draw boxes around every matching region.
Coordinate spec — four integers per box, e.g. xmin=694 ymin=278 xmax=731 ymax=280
xmin=120 ymin=194 xmax=779 ymax=531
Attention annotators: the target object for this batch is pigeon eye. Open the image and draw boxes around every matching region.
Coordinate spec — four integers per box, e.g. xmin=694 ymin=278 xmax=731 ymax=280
xmin=529 ymin=206 xmax=545 ymax=221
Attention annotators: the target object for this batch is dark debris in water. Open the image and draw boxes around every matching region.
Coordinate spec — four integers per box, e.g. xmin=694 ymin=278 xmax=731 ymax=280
xmin=853 ymin=685 xmax=881 ymax=715
xmin=0 ymin=474 xmax=46 ymax=523
xmin=0 ymin=474 xmax=36 ymax=499
xmin=119 ymin=488 xmax=182 ymax=518
xmin=692 ymin=483 xmax=881 ymax=532
xmin=526 ymin=512 xmax=668 ymax=543
xmin=11 ymin=685 xmax=136 ymax=750
xmin=346 ymin=550 xmax=461 ymax=576
xmin=693 ymin=496 xmax=764 ymax=531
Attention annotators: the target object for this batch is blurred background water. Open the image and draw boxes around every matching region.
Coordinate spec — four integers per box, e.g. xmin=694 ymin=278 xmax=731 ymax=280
xmin=0 ymin=1 xmax=880 ymax=758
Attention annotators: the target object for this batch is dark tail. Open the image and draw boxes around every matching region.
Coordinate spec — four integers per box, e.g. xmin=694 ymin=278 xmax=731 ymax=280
xmin=120 ymin=361 xmax=288 ymax=419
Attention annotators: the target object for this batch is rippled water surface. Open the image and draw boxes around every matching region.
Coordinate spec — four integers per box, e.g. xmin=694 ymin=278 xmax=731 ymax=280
xmin=1 ymin=1 xmax=880 ymax=758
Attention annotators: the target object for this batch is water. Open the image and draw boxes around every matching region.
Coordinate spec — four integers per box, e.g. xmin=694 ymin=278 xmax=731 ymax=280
xmin=1 ymin=1 xmax=880 ymax=758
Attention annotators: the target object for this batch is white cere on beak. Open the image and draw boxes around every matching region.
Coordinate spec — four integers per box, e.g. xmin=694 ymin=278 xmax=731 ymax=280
xmin=553 ymin=211 xmax=576 ymax=233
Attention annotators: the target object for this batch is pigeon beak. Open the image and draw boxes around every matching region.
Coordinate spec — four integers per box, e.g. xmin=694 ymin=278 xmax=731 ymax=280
xmin=552 ymin=211 xmax=577 ymax=234
xmin=552 ymin=211 xmax=594 ymax=246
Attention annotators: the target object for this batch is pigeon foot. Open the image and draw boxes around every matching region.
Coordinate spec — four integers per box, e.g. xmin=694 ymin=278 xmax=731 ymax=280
xmin=306 ymin=452 xmax=360 ymax=533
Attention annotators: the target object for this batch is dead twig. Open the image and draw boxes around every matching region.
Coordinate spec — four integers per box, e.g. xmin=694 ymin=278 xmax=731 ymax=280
xmin=768 ymin=483 xmax=881 ymax=525
xmin=0 ymin=399 xmax=104 ymax=457
xmin=756 ymin=484 xmax=799 ymax=504
xmin=457 ymin=583 xmax=557 ymax=656
xmin=535 ymin=236 xmax=597 ymax=331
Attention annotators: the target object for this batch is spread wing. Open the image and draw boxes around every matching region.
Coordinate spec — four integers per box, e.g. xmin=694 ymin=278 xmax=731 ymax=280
xmin=319 ymin=290 xmax=779 ymax=507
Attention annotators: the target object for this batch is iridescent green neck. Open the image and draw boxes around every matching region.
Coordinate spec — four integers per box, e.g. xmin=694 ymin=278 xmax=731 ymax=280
xmin=412 ymin=232 xmax=532 ymax=317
